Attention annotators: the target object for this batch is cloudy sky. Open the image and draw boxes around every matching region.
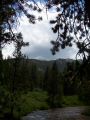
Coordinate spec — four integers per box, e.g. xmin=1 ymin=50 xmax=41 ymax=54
xmin=2 ymin=2 xmax=78 ymax=60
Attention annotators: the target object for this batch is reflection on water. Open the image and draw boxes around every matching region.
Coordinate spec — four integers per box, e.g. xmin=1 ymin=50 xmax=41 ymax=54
xmin=22 ymin=107 xmax=90 ymax=120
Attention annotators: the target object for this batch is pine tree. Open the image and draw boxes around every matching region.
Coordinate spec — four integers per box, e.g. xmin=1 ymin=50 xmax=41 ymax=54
xmin=30 ymin=64 xmax=37 ymax=91
xmin=47 ymin=61 xmax=63 ymax=107
xmin=43 ymin=66 xmax=49 ymax=91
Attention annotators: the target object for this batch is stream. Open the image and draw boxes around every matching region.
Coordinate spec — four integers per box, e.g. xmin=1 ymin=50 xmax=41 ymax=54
xmin=22 ymin=107 xmax=90 ymax=120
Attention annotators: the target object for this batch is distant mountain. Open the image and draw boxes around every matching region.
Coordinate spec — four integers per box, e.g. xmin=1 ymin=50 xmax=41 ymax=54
xmin=6 ymin=58 xmax=79 ymax=72
xmin=27 ymin=58 xmax=74 ymax=72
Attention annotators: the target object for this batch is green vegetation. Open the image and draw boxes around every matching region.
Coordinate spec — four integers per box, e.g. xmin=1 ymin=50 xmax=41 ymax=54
xmin=0 ymin=87 xmax=85 ymax=119
xmin=0 ymin=0 xmax=90 ymax=119
xmin=0 ymin=90 xmax=49 ymax=119
xmin=12 ymin=94 xmax=85 ymax=117
xmin=2 ymin=92 xmax=86 ymax=118
xmin=14 ymin=94 xmax=85 ymax=117
xmin=0 ymin=58 xmax=90 ymax=119
xmin=47 ymin=61 xmax=63 ymax=108
xmin=63 ymin=95 xmax=84 ymax=107
xmin=17 ymin=91 xmax=49 ymax=116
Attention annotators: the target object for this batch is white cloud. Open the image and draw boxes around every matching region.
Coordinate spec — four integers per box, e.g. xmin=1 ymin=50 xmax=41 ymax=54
xmin=2 ymin=43 xmax=15 ymax=59
xmin=2 ymin=4 xmax=78 ymax=60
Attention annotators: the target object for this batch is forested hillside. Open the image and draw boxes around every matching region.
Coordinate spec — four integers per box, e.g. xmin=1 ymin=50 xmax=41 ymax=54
xmin=7 ymin=58 xmax=74 ymax=72
xmin=0 ymin=57 xmax=90 ymax=119
xmin=28 ymin=58 xmax=74 ymax=72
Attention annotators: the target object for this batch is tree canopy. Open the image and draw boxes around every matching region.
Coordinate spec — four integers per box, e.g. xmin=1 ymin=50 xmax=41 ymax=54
xmin=0 ymin=0 xmax=42 ymax=59
xmin=49 ymin=0 xmax=90 ymax=60
xmin=0 ymin=1 xmax=90 ymax=119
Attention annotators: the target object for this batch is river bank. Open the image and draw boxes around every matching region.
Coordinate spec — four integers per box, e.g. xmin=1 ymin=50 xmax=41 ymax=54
xmin=22 ymin=106 xmax=90 ymax=120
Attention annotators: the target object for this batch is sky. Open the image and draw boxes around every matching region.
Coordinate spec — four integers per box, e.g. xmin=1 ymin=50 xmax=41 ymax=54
xmin=2 ymin=2 xmax=78 ymax=60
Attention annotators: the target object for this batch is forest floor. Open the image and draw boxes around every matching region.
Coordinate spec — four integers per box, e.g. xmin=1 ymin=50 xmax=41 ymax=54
xmin=22 ymin=106 xmax=90 ymax=120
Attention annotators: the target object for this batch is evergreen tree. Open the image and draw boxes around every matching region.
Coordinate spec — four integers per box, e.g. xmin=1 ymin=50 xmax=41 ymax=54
xmin=47 ymin=61 xmax=63 ymax=107
xmin=43 ymin=66 xmax=49 ymax=91
xmin=30 ymin=64 xmax=37 ymax=91
xmin=37 ymin=70 xmax=44 ymax=90
xmin=79 ymin=62 xmax=90 ymax=105
xmin=2 ymin=33 xmax=29 ymax=120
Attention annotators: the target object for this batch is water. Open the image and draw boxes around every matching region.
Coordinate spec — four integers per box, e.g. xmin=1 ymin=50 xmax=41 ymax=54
xmin=22 ymin=107 xmax=90 ymax=120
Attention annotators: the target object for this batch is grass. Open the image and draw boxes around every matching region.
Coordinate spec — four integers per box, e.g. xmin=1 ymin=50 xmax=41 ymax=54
xmin=14 ymin=91 xmax=49 ymax=117
xmin=15 ymin=94 xmax=85 ymax=117
xmin=0 ymin=90 xmax=49 ymax=119
xmin=62 ymin=95 xmax=84 ymax=107
xmin=17 ymin=94 xmax=84 ymax=116
xmin=1 ymin=91 xmax=85 ymax=119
